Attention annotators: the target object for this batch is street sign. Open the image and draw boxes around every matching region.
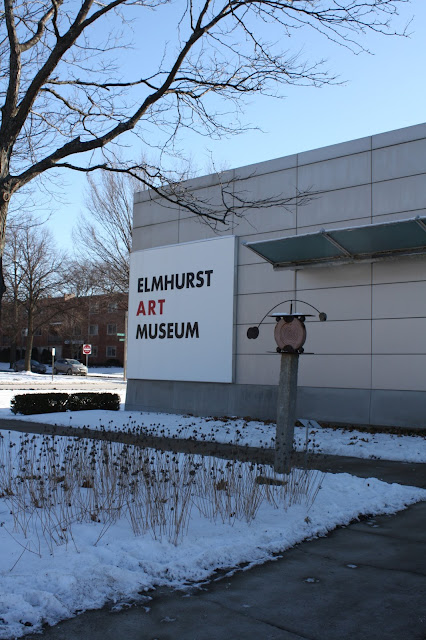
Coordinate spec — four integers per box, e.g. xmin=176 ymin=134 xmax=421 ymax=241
xmin=118 ymin=338 xmax=125 ymax=342
xmin=117 ymin=333 xmax=125 ymax=337
xmin=82 ymin=344 xmax=92 ymax=355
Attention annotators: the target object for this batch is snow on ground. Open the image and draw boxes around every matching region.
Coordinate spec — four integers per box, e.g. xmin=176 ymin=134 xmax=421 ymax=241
xmin=0 ymin=426 xmax=424 ymax=639
xmin=0 ymin=366 xmax=425 ymax=462
xmin=1 ymin=379 xmax=424 ymax=462
xmin=0 ymin=371 xmax=425 ymax=637
xmin=0 ymin=362 xmax=124 ymax=380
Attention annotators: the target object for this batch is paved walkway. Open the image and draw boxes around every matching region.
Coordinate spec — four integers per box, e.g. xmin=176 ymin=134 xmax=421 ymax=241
xmin=25 ymin=500 xmax=426 ymax=640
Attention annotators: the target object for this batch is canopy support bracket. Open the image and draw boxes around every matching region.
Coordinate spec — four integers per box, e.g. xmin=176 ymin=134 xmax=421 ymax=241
xmin=415 ymin=216 xmax=426 ymax=234
xmin=320 ymin=230 xmax=352 ymax=258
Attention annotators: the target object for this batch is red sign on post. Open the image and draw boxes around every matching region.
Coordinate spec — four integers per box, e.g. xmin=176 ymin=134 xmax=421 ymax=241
xmin=82 ymin=344 xmax=92 ymax=355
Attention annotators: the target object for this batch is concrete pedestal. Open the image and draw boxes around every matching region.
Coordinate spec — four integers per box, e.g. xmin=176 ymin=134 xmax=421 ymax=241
xmin=275 ymin=352 xmax=299 ymax=474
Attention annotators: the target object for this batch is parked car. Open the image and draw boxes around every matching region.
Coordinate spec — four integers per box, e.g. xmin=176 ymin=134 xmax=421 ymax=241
xmin=13 ymin=359 xmax=47 ymax=374
xmin=53 ymin=358 xmax=88 ymax=376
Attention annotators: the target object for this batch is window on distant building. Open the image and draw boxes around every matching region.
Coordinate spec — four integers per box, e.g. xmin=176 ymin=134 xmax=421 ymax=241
xmin=106 ymin=346 xmax=116 ymax=358
xmin=107 ymin=323 xmax=117 ymax=335
xmin=73 ymin=326 xmax=82 ymax=336
xmin=34 ymin=327 xmax=42 ymax=336
xmin=92 ymin=345 xmax=98 ymax=358
xmin=107 ymin=302 xmax=118 ymax=313
xmin=89 ymin=302 xmax=99 ymax=314
xmin=89 ymin=324 xmax=98 ymax=336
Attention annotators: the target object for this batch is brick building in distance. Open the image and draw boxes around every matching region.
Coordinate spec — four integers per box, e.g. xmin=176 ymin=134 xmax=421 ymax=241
xmin=1 ymin=293 xmax=127 ymax=367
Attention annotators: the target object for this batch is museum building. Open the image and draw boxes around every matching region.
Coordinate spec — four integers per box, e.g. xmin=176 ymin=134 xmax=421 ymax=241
xmin=125 ymin=122 xmax=426 ymax=429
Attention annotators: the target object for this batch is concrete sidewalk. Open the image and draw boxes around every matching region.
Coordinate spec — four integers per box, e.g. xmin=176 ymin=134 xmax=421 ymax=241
xmin=26 ymin=500 xmax=426 ymax=640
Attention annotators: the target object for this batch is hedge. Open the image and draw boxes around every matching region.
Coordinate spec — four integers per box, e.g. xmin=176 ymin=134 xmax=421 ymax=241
xmin=11 ymin=392 xmax=120 ymax=415
xmin=67 ymin=392 xmax=120 ymax=412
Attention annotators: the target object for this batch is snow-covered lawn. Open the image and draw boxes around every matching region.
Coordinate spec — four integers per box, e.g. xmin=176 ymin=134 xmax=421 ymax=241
xmin=2 ymin=391 xmax=425 ymax=463
xmin=0 ymin=363 xmax=124 ymax=379
xmin=0 ymin=373 xmax=425 ymax=638
xmin=0 ymin=427 xmax=424 ymax=640
xmin=1 ymin=368 xmax=425 ymax=464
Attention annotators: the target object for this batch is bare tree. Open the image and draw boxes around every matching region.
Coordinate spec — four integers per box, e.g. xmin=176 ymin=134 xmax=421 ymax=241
xmin=3 ymin=218 xmax=65 ymax=370
xmin=75 ymin=160 xmax=199 ymax=294
xmin=0 ymin=0 xmax=409 ymax=306
xmin=64 ymin=258 xmax=106 ymax=298
xmin=74 ymin=172 xmax=134 ymax=294
xmin=2 ymin=225 xmax=25 ymax=365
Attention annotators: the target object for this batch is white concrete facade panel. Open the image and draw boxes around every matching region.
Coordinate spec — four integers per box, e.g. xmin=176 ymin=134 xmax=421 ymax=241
xmin=133 ymin=198 xmax=180 ymax=227
xmin=232 ymin=205 xmax=296 ymax=237
xmin=178 ymin=216 xmax=232 ymax=243
xmin=298 ymin=152 xmax=371 ymax=193
xmin=372 ymin=256 xmax=426 ymax=285
xmin=235 ymin=353 xmax=280 ymax=386
xmin=372 ymin=174 xmax=426 ymax=216
xmin=177 ymin=184 xmax=234 ymax=220
xmin=303 ymin=319 xmax=372 ymax=355
xmin=290 ymin=286 xmax=372 ymax=322
xmin=297 ymin=184 xmax=371 ymax=228
xmin=298 ymin=354 xmax=372 ymax=389
xmin=372 ymin=318 xmax=426 ymax=354
xmin=296 ymin=262 xmax=371 ymax=291
xmin=372 ymin=355 xmax=426 ymax=391
xmin=372 ymin=281 xmax=426 ymax=319
xmin=237 ymin=168 xmax=297 ymax=200
xmin=372 ymin=138 xmax=426 ymax=182
xmin=132 ymin=220 xmax=179 ymax=252
xmin=237 ymin=262 xmax=295 ymax=296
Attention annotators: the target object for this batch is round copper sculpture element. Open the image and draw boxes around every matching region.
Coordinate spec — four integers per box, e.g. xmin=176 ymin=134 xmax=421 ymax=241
xmin=274 ymin=317 xmax=306 ymax=351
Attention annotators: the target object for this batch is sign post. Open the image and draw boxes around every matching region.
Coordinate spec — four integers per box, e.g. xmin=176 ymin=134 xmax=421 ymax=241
xmin=275 ymin=352 xmax=299 ymax=474
xmin=247 ymin=304 xmax=327 ymax=475
xmin=82 ymin=344 xmax=91 ymax=371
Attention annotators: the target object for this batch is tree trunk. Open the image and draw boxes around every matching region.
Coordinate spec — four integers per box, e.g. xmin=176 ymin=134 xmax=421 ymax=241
xmin=9 ymin=341 xmax=17 ymax=368
xmin=0 ymin=256 xmax=6 ymax=315
xmin=9 ymin=296 xmax=20 ymax=367
xmin=24 ymin=308 xmax=34 ymax=371
xmin=0 ymin=200 xmax=9 ymax=314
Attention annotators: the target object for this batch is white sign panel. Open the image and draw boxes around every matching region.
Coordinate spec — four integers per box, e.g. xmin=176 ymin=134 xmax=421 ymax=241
xmin=127 ymin=236 xmax=236 ymax=383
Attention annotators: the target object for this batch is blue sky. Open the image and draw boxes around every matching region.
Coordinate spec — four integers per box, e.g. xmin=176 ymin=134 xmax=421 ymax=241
xmin=47 ymin=0 xmax=426 ymax=251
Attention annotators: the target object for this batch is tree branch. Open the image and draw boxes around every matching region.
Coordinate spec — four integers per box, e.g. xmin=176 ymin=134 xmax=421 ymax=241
xmin=19 ymin=2 xmax=58 ymax=52
xmin=1 ymin=0 xmax=21 ymax=136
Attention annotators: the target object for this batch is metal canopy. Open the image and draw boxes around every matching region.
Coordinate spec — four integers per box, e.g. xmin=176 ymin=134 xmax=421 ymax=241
xmin=244 ymin=217 xmax=426 ymax=269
